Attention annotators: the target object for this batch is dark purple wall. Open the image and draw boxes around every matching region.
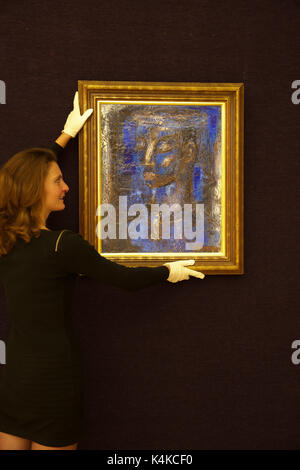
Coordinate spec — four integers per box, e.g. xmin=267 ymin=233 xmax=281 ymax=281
xmin=0 ymin=0 xmax=299 ymax=450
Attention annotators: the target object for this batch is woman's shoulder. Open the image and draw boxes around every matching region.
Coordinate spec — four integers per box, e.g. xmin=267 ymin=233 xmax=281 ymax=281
xmin=38 ymin=229 xmax=77 ymax=254
xmin=53 ymin=229 xmax=86 ymax=253
xmin=54 ymin=229 xmax=81 ymax=239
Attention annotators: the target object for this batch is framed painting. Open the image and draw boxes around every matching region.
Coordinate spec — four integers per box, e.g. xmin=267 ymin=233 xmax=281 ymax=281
xmin=78 ymin=81 xmax=244 ymax=274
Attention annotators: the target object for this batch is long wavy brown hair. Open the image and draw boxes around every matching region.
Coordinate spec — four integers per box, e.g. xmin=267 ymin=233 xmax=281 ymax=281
xmin=0 ymin=147 xmax=57 ymax=257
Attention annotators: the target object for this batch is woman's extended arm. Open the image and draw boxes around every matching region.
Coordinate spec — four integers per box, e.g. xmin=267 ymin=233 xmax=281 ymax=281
xmin=56 ymin=230 xmax=204 ymax=290
xmin=57 ymin=230 xmax=170 ymax=291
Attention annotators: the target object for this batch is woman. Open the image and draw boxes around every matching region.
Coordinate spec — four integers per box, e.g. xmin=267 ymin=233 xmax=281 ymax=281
xmin=0 ymin=93 xmax=205 ymax=451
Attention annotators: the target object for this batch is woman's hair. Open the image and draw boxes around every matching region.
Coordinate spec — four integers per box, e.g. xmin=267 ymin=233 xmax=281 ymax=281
xmin=0 ymin=147 xmax=57 ymax=257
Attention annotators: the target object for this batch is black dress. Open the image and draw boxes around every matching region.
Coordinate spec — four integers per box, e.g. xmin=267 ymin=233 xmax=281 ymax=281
xmin=0 ymin=143 xmax=169 ymax=447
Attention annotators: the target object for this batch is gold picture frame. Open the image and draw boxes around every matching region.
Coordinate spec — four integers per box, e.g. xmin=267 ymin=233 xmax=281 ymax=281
xmin=78 ymin=80 xmax=244 ymax=274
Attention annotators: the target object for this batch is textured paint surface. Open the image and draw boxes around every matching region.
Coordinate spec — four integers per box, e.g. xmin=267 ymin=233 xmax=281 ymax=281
xmin=100 ymin=104 xmax=221 ymax=253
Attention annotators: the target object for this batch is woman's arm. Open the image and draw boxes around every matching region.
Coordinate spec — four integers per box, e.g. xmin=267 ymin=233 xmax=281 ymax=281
xmin=57 ymin=230 xmax=170 ymax=291
xmin=56 ymin=230 xmax=204 ymax=290
xmin=55 ymin=132 xmax=72 ymax=148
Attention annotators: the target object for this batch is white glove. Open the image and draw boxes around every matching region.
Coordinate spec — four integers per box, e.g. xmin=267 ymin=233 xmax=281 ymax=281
xmin=62 ymin=91 xmax=93 ymax=137
xmin=163 ymin=260 xmax=205 ymax=283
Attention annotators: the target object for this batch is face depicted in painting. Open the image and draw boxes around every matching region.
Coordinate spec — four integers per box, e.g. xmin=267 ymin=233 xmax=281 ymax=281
xmin=135 ymin=125 xmax=190 ymax=188
xmin=133 ymin=112 xmax=199 ymax=190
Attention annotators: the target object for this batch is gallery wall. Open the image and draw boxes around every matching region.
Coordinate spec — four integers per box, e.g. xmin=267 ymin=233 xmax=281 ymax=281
xmin=0 ymin=0 xmax=299 ymax=449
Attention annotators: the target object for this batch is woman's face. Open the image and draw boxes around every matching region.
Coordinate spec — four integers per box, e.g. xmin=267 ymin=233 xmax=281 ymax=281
xmin=41 ymin=161 xmax=69 ymax=215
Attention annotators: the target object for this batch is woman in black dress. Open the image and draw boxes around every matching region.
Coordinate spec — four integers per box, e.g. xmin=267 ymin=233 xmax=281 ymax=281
xmin=0 ymin=93 xmax=205 ymax=450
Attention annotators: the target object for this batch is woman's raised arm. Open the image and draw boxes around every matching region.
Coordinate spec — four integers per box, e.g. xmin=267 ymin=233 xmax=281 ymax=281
xmin=55 ymin=132 xmax=72 ymax=148
xmin=53 ymin=91 xmax=94 ymax=149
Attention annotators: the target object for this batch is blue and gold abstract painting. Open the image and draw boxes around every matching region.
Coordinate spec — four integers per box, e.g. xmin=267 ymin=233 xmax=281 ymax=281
xmin=98 ymin=103 xmax=222 ymax=253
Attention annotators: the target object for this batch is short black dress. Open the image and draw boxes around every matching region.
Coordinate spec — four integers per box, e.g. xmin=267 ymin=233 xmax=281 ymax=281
xmin=0 ymin=143 xmax=169 ymax=447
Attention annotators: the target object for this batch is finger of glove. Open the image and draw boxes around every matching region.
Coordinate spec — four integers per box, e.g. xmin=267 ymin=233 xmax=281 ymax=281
xmin=175 ymin=259 xmax=195 ymax=266
xmin=73 ymin=91 xmax=80 ymax=111
xmin=184 ymin=268 xmax=205 ymax=279
xmin=82 ymin=108 xmax=93 ymax=120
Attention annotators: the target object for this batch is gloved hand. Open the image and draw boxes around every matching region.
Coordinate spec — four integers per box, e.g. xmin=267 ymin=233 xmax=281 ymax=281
xmin=62 ymin=91 xmax=93 ymax=137
xmin=163 ymin=260 xmax=205 ymax=283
